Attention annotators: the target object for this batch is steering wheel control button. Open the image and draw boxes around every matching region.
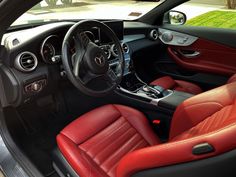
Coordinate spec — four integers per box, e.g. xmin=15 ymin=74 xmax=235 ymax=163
xmin=107 ymin=70 xmax=117 ymax=81
xmin=24 ymin=79 xmax=47 ymax=94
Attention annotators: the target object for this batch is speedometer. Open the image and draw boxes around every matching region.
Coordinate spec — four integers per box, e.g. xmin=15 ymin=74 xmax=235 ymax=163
xmin=41 ymin=35 xmax=60 ymax=64
xmin=42 ymin=43 xmax=55 ymax=62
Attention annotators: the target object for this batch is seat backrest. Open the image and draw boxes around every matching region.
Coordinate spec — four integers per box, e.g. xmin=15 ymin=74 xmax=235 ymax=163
xmin=117 ymin=82 xmax=236 ymax=177
xmin=170 ymin=82 xmax=236 ymax=139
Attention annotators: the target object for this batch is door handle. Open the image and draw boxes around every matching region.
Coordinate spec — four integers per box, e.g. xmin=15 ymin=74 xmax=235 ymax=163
xmin=178 ymin=50 xmax=200 ymax=58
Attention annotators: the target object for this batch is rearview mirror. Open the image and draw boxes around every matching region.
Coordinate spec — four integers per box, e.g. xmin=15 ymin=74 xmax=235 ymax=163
xmin=167 ymin=11 xmax=187 ymax=25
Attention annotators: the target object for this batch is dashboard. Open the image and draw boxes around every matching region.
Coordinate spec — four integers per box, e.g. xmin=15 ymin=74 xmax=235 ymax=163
xmin=0 ymin=20 xmax=160 ymax=107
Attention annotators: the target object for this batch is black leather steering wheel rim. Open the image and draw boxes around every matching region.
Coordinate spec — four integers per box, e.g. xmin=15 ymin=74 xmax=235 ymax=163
xmin=62 ymin=20 xmax=125 ymax=97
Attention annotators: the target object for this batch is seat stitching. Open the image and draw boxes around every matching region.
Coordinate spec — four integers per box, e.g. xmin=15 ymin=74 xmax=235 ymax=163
xmin=81 ymin=117 xmax=128 ymax=154
xmin=175 ymin=105 xmax=233 ymax=138
xmin=106 ymin=139 xmax=147 ymax=174
xmin=99 ymin=131 xmax=139 ymax=167
xmin=170 ymin=120 xmax=236 ymax=145
xmin=72 ymin=113 xmax=122 ymax=145
xmin=92 ymin=124 xmax=135 ymax=161
xmin=102 ymin=134 xmax=143 ymax=173
xmin=112 ymin=105 xmax=150 ymax=145
xmin=79 ymin=148 xmax=109 ymax=177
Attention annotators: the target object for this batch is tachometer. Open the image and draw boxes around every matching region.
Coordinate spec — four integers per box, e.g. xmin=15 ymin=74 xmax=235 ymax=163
xmin=41 ymin=35 xmax=60 ymax=64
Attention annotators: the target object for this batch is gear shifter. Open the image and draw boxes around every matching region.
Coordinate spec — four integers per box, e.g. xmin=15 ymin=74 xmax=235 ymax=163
xmin=142 ymin=85 xmax=162 ymax=99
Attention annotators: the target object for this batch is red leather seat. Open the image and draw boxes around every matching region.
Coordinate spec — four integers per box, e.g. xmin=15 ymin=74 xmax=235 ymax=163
xmin=57 ymin=82 xmax=236 ymax=177
xmin=56 ymin=105 xmax=160 ymax=177
xmin=150 ymin=74 xmax=236 ymax=95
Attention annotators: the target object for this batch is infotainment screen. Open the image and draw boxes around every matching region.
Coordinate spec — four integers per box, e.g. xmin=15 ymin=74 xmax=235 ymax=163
xmin=100 ymin=20 xmax=124 ymax=43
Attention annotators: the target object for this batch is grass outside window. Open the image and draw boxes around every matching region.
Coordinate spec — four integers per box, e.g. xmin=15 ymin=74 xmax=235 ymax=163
xmin=186 ymin=10 xmax=236 ymax=29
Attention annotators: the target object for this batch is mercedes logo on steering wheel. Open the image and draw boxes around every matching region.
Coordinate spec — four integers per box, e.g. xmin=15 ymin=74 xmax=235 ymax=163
xmin=94 ymin=54 xmax=105 ymax=67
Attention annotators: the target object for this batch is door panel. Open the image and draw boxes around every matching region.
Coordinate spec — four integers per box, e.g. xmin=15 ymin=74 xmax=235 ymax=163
xmin=168 ymin=38 xmax=236 ymax=76
xmin=152 ymin=26 xmax=236 ymax=89
xmin=162 ymin=25 xmax=236 ymax=48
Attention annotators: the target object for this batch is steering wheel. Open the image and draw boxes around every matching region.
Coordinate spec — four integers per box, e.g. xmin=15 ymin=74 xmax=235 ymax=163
xmin=62 ymin=20 xmax=125 ymax=97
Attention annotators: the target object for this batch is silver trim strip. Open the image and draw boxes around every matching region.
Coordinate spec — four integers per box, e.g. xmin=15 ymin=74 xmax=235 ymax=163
xmin=118 ymin=86 xmax=174 ymax=105
xmin=159 ymin=28 xmax=198 ymax=47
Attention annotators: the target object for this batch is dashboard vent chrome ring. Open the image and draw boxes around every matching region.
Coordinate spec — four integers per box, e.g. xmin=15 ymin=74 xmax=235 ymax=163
xmin=149 ymin=29 xmax=159 ymax=41
xmin=15 ymin=52 xmax=38 ymax=72
xmin=111 ymin=44 xmax=118 ymax=57
xmin=122 ymin=43 xmax=130 ymax=54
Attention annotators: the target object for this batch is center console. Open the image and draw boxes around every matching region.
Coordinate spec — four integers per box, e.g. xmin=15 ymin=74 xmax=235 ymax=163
xmin=107 ymin=38 xmax=193 ymax=114
xmin=118 ymin=72 xmax=194 ymax=113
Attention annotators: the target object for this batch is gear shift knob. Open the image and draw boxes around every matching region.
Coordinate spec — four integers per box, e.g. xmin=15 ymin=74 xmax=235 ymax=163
xmin=142 ymin=85 xmax=161 ymax=97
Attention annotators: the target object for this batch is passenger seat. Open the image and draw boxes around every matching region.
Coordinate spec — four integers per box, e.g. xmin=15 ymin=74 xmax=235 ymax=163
xmin=150 ymin=74 xmax=236 ymax=95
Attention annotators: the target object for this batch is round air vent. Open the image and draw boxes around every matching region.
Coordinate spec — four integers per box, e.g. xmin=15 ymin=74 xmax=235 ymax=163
xmin=149 ymin=29 xmax=159 ymax=41
xmin=122 ymin=43 xmax=129 ymax=53
xmin=15 ymin=52 xmax=38 ymax=72
xmin=111 ymin=44 xmax=118 ymax=57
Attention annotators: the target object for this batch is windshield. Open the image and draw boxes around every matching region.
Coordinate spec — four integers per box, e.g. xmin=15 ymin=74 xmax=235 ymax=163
xmin=12 ymin=0 xmax=164 ymax=26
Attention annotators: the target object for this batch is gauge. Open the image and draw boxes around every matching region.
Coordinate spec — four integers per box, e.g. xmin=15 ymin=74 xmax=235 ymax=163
xmin=42 ymin=43 xmax=55 ymax=62
xmin=41 ymin=35 xmax=60 ymax=64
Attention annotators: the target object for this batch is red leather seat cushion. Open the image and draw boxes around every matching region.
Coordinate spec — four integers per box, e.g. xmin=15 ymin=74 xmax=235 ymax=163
xmin=57 ymin=104 xmax=160 ymax=177
xmin=150 ymin=76 xmax=202 ymax=95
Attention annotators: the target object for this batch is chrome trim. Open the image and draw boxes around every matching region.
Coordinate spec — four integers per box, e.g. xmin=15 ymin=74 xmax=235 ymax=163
xmin=121 ymin=43 xmax=130 ymax=54
xmin=110 ymin=44 xmax=118 ymax=57
xmin=150 ymin=90 xmax=174 ymax=106
xmin=118 ymin=86 xmax=174 ymax=105
xmin=180 ymin=51 xmax=201 ymax=58
xmin=159 ymin=28 xmax=198 ymax=47
xmin=149 ymin=29 xmax=159 ymax=41
xmin=0 ymin=135 xmax=29 ymax=177
xmin=94 ymin=54 xmax=105 ymax=67
xmin=14 ymin=52 xmax=38 ymax=72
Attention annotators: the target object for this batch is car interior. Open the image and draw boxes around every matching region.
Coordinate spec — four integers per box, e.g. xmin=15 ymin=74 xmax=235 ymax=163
xmin=1 ymin=0 xmax=236 ymax=177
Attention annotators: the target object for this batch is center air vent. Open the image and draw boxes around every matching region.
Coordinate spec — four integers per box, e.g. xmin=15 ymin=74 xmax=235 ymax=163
xmin=15 ymin=52 xmax=38 ymax=72
xmin=111 ymin=43 xmax=130 ymax=57
xmin=149 ymin=29 xmax=159 ymax=41
xmin=122 ymin=43 xmax=129 ymax=53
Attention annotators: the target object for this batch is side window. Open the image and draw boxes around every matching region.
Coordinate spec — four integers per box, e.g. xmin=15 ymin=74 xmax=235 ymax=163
xmin=172 ymin=0 xmax=236 ymax=30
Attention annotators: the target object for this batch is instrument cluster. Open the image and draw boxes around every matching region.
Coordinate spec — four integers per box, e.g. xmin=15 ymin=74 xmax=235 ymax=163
xmin=40 ymin=31 xmax=129 ymax=64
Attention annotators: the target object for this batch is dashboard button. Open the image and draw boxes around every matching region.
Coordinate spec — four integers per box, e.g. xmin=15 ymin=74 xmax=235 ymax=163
xmin=24 ymin=79 xmax=47 ymax=94
xmin=32 ymin=83 xmax=41 ymax=92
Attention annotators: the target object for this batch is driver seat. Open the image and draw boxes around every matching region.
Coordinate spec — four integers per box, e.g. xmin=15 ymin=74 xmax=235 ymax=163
xmin=56 ymin=83 xmax=236 ymax=177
